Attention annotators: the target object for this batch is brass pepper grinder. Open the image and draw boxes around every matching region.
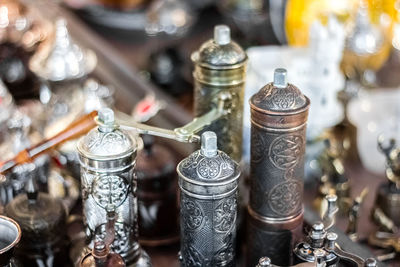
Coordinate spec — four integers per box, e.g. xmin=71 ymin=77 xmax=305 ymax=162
xmin=247 ymin=68 xmax=310 ymax=266
xmin=177 ymin=131 xmax=240 ymax=266
xmin=192 ymin=24 xmax=247 ymax=162
xmin=136 ymin=135 xmax=179 ymax=246
xmin=0 ymin=215 xmax=22 ymax=267
xmin=77 ymin=108 xmax=151 ymax=266
xmin=5 ymin=171 xmax=70 ymax=266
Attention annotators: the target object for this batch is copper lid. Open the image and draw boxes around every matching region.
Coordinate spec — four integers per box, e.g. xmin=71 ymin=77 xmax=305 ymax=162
xmin=250 ymin=68 xmax=310 ymax=129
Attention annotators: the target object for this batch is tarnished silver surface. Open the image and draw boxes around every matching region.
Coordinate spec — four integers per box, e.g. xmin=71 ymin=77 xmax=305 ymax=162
xmin=77 ymin=108 xmax=151 ymax=266
xmin=30 ymin=18 xmax=96 ymax=82
xmin=192 ymin=25 xmax=247 ymax=162
xmin=177 ymin=131 xmax=240 ymax=266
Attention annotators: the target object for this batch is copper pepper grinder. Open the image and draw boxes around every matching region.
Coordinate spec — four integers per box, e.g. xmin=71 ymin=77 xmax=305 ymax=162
xmin=136 ymin=134 xmax=179 ymax=246
xmin=247 ymin=68 xmax=310 ymax=266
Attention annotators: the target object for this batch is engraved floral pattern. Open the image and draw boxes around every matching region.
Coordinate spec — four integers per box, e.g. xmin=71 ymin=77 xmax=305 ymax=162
xmin=251 ymin=83 xmax=307 ymax=111
xmin=184 ymin=245 xmax=207 ymax=267
xmin=214 ymin=197 xmax=237 ymax=233
xmin=269 ymin=134 xmax=304 ymax=170
xmin=92 ymin=175 xmax=129 ymax=208
xmin=197 ymin=158 xmax=220 ymax=179
xmin=251 ymin=130 xmax=266 ymax=163
xmin=268 ymin=181 xmax=302 ymax=216
xmin=182 ymin=199 xmax=204 ymax=230
xmin=179 ymin=150 xmax=236 ymax=181
xmin=212 ymin=233 xmax=235 ymax=265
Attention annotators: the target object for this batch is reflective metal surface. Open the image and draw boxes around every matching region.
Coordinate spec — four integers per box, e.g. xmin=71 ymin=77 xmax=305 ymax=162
xmin=177 ymin=131 xmax=240 ymax=266
xmin=192 ymin=25 xmax=247 ymax=162
xmin=0 ymin=215 xmax=21 ymax=267
xmin=247 ymin=68 xmax=310 ymax=266
xmin=77 ymin=108 xmax=151 ymax=266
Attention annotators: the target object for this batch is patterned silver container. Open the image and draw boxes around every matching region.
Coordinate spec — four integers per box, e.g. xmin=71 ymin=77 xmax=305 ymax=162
xmin=247 ymin=69 xmax=310 ymax=266
xmin=77 ymin=108 xmax=151 ymax=267
xmin=192 ymin=25 xmax=247 ymax=162
xmin=177 ymin=131 xmax=240 ymax=266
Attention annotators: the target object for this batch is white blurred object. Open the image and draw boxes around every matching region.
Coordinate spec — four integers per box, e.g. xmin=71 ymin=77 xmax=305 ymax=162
xmin=243 ymin=17 xmax=346 ymax=166
xmin=145 ymin=0 xmax=195 ymax=36
xmin=348 ymin=88 xmax=400 ymax=175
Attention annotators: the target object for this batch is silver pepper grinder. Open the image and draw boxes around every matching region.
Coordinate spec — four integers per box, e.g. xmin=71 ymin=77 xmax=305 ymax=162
xmin=177 ymin=131 xmax=240 ymax=266
xmin=77 ymin=108 xmax=151 ymax=267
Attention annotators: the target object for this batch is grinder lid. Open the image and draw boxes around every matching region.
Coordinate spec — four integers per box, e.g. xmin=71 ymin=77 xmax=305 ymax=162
xmin=191 ymin=25 xmax=247 ymax=68
xmin=250 ymin=68 xmax=309 ymax=113
xmin=77 ymin=108 xmax=136 ymax=160
xmin=177 ymin=131 xmax=240 ymax=187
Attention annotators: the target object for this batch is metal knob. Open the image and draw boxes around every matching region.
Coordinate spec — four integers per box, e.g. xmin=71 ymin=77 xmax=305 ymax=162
xmin=273 ymin=68 xmax=288 ymax=88
xmin=214 ymin=25 xmax=231 ymax=45
xmin=364 ymin=258 xmax=377 ymax=267
xmin=201 ymin=131 xmax=218 ymax=157
xmin=257 ymin=257 xmax=272 ymax=267
xmin=326 ymin=232 xmax=338 ymax=250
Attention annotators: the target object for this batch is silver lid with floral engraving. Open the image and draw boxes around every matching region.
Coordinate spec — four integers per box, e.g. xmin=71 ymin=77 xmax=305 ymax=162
xmin=77 ymin=108 xmax=136 ymax=164
xmin=177 ymin=131 xmax=240 ymax=198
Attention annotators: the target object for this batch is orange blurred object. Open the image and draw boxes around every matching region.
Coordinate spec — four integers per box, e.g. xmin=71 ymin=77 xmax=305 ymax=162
xmin=0 ymin=111 xmax=98 ymax=174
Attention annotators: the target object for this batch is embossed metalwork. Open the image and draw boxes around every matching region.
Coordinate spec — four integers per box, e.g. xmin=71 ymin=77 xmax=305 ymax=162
xmin=192 ymin=25 xmax=247 ymax=162
xmin=182 ymin=199 xmax=204 ymax=231
xmin=269 ymin=181 xmax=302 ymax=216
xmin=178 ymin=132 xmax=240 ymax=267
xmin=269 ymin=135 xmax=304 ymax=170
xmin=250 ymin=83 xmax=307 ymax=111
xmin=78 ymin=108 xmax=151 ymax=266
xmin=248 ymin=69 xmax=309 ymax=266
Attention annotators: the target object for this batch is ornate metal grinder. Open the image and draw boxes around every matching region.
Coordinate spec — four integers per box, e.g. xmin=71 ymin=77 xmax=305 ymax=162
xmin=77 ymin=108 xmax=151 ymax=266
xmin=192 ymin=24 xmax=247 ymax=162
xmin=247 ymin=68 xmax=310 ymax=266
xmin=177 ymin=131 xmax=240 ymax=266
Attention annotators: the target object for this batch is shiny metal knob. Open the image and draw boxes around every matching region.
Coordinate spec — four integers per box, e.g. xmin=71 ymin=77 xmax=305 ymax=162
xmin=201 ymin=131 xmax=217 ymax=157
xmin=214 ymin=25 xmax=231 ymax=45
xmin=273 ymin=68 xmax=288 ymax=88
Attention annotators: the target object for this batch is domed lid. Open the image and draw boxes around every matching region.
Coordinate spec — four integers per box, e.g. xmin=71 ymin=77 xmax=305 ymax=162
xmin=177 ymin=131 xmax=240 ymax=185
xmin=30 ymin=19 xmax=96 ymax=82
xmin=5 ymin=176 xmax=67 ymax=242
xmin=191 ymin=25 xmax=247 ymax=68
xmin=77 ymin=108 xmax=136 ymax=159
xmin=250 ymin=68 xmax=309 ymax=113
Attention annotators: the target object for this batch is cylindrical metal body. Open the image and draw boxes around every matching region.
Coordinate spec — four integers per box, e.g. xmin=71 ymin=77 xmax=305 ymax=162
xmin=192 ymin=25 xmax=247 ymax=162
xmin=77 ymin=109 xmax=151 ymax=266
xmin=177 ymin=131 xmax=240 ymax=266
xmin=247 ymin=69 xmax=310 ymax=266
